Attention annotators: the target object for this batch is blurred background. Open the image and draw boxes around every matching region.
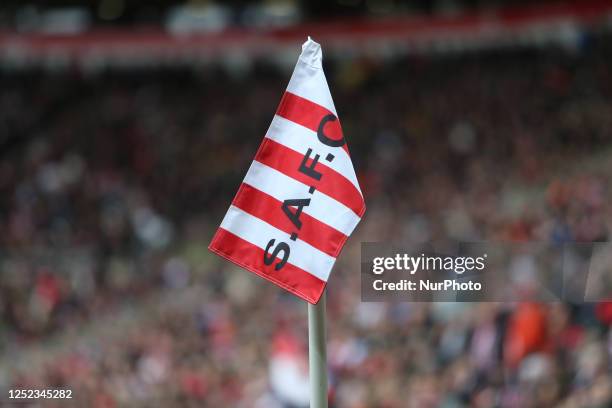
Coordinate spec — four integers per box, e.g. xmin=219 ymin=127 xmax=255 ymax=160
xmin=1 ymin=0 xmax=612 ymax=407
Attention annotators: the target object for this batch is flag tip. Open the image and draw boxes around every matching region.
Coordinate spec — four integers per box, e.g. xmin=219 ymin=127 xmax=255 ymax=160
xmin=301 ymin=36 xmax=322 ymax=67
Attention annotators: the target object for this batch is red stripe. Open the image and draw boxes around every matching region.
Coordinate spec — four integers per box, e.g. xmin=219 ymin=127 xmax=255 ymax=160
xmin=276 ymin=91 xmax=349 ymax=154
xmin=232 ymin=183 xmax=348 ymax=257
xmin=255 ymin=138 xmax=365 ymax=217
xmin=209 ymin=228 xmax=326 ymax=304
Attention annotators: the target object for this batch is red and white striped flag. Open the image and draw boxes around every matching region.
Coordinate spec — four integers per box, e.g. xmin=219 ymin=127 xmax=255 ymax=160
xmin=209 ymin=38 xmax=365 ymax=304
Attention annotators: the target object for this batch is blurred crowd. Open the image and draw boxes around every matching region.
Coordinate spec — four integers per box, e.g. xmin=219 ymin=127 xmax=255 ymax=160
xmin=1 ymin=31 xmax=612 ymax=407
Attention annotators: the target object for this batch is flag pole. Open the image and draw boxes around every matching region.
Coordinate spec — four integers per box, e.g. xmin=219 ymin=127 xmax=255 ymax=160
xmin=308 ymin=290 xmax=328 ymax=408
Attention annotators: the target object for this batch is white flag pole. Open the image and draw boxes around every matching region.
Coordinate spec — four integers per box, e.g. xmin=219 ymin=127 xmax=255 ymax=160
xmin=308 ymin=290 xmax=328 ymax=408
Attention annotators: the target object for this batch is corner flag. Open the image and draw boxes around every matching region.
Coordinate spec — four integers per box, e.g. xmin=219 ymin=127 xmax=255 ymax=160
xmin=209 ymin=37 xmax=365 ymax=304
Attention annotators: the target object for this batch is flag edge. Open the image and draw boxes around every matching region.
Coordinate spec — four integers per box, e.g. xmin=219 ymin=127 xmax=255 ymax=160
xmin=208 ymin=237 xmax=325 ymax=305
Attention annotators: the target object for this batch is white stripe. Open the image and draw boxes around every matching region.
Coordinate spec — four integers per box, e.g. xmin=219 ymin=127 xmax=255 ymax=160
xmin=220 ymin=205 xmax=334 ymax=281
xmin=266 ymin=115 xmax=362 ymax=195
xmin=286 ymin=59 xmax=337 ymax=116
xmin=243 ymin=161 xmax=361 ymax=237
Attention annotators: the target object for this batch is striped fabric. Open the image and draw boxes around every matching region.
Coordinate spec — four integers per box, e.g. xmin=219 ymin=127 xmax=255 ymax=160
xmin=209 ymin=38 xmax=365 ymax=304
